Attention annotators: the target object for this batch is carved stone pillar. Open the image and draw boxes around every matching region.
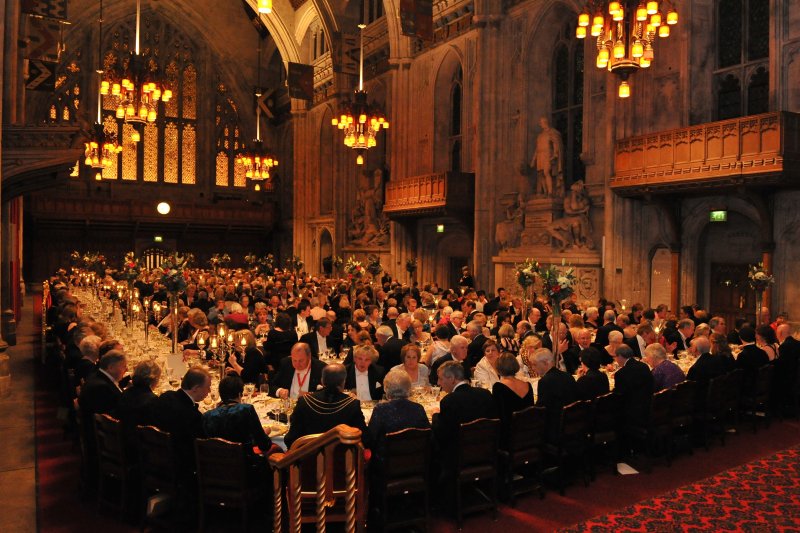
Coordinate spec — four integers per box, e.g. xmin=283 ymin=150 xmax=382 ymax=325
xmin=670 ymin=247 xmax=681 ymax=315
xmin=290 ymin=99 xmax=308 ymax=262
xmin=761 ymin=249 xmax=774 ymax=318
xmin=0 ymin=0 xmax=9 ymax=353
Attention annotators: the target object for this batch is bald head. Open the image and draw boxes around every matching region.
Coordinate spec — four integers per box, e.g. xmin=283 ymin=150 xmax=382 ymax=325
xmin=776 ymin=323 xmax=792 ymax=343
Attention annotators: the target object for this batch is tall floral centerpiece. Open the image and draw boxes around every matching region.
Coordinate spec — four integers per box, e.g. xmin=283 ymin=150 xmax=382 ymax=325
xmin=286 ymin=255 xmax=304 ymax=276
xmin=344 ymin=256 xmax=364 ymax=303
xmin=120 ymin=252 xmax=142 ymax=327
xmin=748 ymin=263 xmax=774 ymax=327
xmin=209 ymin=253 xmax=230 ymax=274
xmin=514 ymin=258 xmax=537 ymax=321
xmin=406 ymin=257 xmax=418 ymax=285
xmin=537 ymin=261 xmax=577 ymax=369
xmin=160 ymin=253 xmax=192 ymax=354
xmin=260 ymin=253 xmax=276 ymax=277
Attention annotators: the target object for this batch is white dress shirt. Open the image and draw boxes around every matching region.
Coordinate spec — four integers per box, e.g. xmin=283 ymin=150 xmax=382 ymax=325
xmin=354 ymin=368 xmax=371 ymax=401
xmin=316 ymin=332 xmax=328 ymax=354
xmin=289 ymin=367 xmax=312 ymax=398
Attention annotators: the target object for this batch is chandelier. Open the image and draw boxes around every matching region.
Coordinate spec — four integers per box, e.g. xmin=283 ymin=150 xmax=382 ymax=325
xmin=331 ymin=24 xmax=389 ymax=165
xmin=84 ymin=0 xmax=121 ymax=179
xmin=100 ymin=0 xmax=172 ymax=138
xmin=576 ymin=0 xmax=678 ymax=98
xmin=257 ymin=0 xmax=272 ymax=14
xmin=236 ymin=34 xmax=278 ymax=190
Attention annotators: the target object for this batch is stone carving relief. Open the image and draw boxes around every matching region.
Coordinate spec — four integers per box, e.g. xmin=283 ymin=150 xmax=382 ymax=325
xmin=495 ymin=193 xmax=524 ymax=251
xmin=546 ymin=180 xmax=595 ymax=252
xmin=523 ymin=117 xmax=564 ymax=199
xmin=347 ymin=168 xmax=390 ymax=247
xmin=575 ymin=267 xmax=600 ymax=302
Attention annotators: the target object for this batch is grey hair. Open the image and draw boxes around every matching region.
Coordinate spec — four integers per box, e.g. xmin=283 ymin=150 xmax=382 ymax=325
xmin=692 ymin=336 xmax=711 ymax=354
xmin=132 ymin=360 xmax=162 ymax=388
xmin=466 ymin=321 xmax=482 ymax=335
xmin=608 ymin=330 xmax=623 ymax=343
xmin=383 ymin=370 xmax=412 ymax=400
xmin=79 ymin=335 xmax=102 ymax=359
xmin=644 ymin=342 xmax=667 ymax=362
xmin=603 ymin=309 xmax=616 ymax=322
xmin=532 ymin=348 xmax=554 ymax=366
xmin=450 ymin=334 xmax=469 ymax=349
xmin=439 ymin=360 xmax=466 ymax=381
xmin=375 ymin=325 xmax=394 ymax=339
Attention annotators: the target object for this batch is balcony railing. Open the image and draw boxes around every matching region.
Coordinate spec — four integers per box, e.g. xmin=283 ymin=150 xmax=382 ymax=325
xmin=383 ymin=171 xmax=474 ymax=217
xmin=611 ymin=112 xmax=800 ymax=196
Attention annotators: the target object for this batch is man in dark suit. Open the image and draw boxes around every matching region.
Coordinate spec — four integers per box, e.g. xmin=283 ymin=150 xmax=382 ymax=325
xmin=73 ymin=335 xmax=101 ymax=392
xmin=432 ymin=361 xmax=497 ymax=480
xmin=288 ymin=299 xmax=316 ymax=337
xmin=676 ymin=319 xmax=695 ymax=352
xmin=561 ymin=328 xmax=592 ymax=376
xmin=735 ymin=326 xmax=769 ymax=393
xmin=299 ymin=317 xmax=341 ymax=357
xmin=532 ymin=347 xmax=580 ymax=442
xmin=116 ymin=360 xmax=161 ymax=455
xmin=624 ymin=323 xmax=656 ymax=358
xmin=375 ymin=326 xmax=406 ymax=369
xmin=345 ymin=345 xmax=385 ymax=400
xmin=389 ymin=312 xmax=413 ymax=343
xmin=593 ymin=310 xmax=621 ymax=349
xmin=152 ymin=366 xmax=211 ymax=480
xmin=466 ymin=322 xmax=488 ymax=368
xmin=284 ymin=364 xmax=368 ymax=449
xmin=270 ymin=342 xmax=326 ymax=399
xmin=430 ymin=335 xmax=472 ymax=385
xmin=774 ymin=324 xmax=800 ymax=414
xmin=613 ymin=344 xmax=654 ymax=451
xmin=483 ymin=287 xmax=506 ymax=317
xmin=686 ymin=336 xmax=729 ymax=399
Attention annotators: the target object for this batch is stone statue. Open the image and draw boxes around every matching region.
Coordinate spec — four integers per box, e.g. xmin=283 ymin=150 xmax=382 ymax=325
xmin=348 ymin=168 xmax=389 ymax=246
xmin=495 ymin=193 xmax=524 ymax=251
xmin=546 ymin=180 xmax=594 ymax=251
xmin=528 ymin=117 xmax=564 ymax=198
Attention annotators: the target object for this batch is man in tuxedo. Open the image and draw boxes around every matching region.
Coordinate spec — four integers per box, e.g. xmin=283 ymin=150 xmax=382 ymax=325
xmin=271 ymin=343 xmax=326 ymax=399
xmin=390 ymin=312 xmax=413 ymax=343
xmin=624 ymin=324 xmax=656 ymax=358
xmin=430 ymin=335 xmax=472 ymax=385
xmin=593 ymin=310 xmax=620 ymax=349
xmin=432 ymin=361 xmax=496 ymax=481
xmin=774 ymin=324 xmax=800 ymax=414
xmin=466 ymin=321 xmax=488 ymax=367
xmin=73 ymin=335 xmax=102 ymax=392
xmin=152 ymin=367 xmax=212 ymax=480
xmin=532 ymin=348 xmax=580 ymax=442
xmin=447 ymin=311 xmax=465 ymax=338
xmin=78 ymin=350 xmax=127 ymax=423
xmin=735 ymin=326 xmax=769 ymax=393
xmin=383 ymin=307 xmax=400 ymax=333
xmin=345 ymin=345 xmax=385 ymax=401
xmin=516 ymin=320 xmax=536 ymax=344
xmin=299 ymin=317 xmax=341 ymax=357
xmin=483 ymin=287 xmax=507 ymax=317
xmin=686 ymin=336 xmax=729 ymax=407
xmin=613 ymin=345 xmax=654 ymax=450
xmin=676 ymin=319 xmax=695 ymax=351
xmin=284 ymin=363 xmax=368 ymax=449
xmin=376 ymin=325 xmax=406 ymax=369
xmin=562 ymin=328 xmax=592 ymax=375
xmin=289 ymin=300 xmax=316 ymax=338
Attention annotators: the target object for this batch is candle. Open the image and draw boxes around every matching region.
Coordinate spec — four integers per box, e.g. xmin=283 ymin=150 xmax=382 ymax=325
xmin=197 ymin=336 xmax=206 ymax=348
xmin=227 ymin=332 xmax=234 ymax=344
xmin=240 ymin=337 xmax=247 ymax=347
xmin=210 ymin=336 xmax=218 ymax=349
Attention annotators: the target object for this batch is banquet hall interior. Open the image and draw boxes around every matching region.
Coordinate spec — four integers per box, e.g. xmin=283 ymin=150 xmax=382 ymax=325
xmin=2 ymin=0 xmax=800 ymax=531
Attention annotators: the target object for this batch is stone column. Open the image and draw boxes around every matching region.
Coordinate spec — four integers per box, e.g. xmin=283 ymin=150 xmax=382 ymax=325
xmin=290 ymin=99 xmax=308 ymax=262
xmin=670 ymin=247 xmax=681 ymax=315
xmin=761 ymin=249 xmax=773 ymax=318
xmin=0 ymin=0 xmax=9 ymax=353
xmin=472 ymin=0 xmax=505 ymax=291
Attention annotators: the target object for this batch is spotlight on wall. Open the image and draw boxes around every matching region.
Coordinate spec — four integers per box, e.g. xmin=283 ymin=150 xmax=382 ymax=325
xmin=156 ymin=201 xmax=171 ymax=215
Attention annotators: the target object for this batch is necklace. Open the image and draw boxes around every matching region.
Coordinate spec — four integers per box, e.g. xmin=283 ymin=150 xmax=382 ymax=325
xmin=297 ymin=368 xmax=310 ymax=389
xmin=303 ymin=393 xmax=356 ymax=415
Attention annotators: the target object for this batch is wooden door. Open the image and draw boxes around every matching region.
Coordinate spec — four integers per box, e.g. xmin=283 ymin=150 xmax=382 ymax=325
xmin=709 ymin=263 xmax=755 ymax=327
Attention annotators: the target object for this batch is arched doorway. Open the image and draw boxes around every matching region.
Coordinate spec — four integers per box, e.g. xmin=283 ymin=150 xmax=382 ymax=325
xmin=319 ymin=228 xmax=333 ymax=276
xmin=697 ymin=211 xmax=761 ymax=325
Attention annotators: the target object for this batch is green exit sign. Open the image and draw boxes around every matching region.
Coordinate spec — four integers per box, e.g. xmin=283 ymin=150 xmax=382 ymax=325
xmin=436 ymin=224 xmax=445 ymax=233
xmin=154 ymin=235 xmax=164 ymax=242
xmin=709 ymin=210 xmax=727 ymax=222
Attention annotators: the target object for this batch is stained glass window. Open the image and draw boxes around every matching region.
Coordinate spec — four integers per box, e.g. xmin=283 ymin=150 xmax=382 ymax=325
xmin=551 ymin=22 xmax=584 ymax=187
xmin=215 ymin=84 xmax=245 ymax=188
xmin=182 ymin=124 xmax=196 ymax=184
xmin=143 ymin=123 xmax=159 ymax=182
xmin=164 ymin=122 xmax=179 ymax=183
xmin=715 ymin=0 xmax=770 ymax=119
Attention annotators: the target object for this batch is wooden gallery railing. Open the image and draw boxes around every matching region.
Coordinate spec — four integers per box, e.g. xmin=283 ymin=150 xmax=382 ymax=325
xmin=269 ymin=424 xmax=366 ymax=533
xmin=42 ymin=281 xmax=50 ymax=363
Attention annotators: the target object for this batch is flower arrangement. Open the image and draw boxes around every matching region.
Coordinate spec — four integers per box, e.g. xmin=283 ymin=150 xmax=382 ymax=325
xmin=244 ymin=253 xmax=259 ymax=268
xmin=406 ymin=257 xmax=418 ymax=274
xmin=260 ymin=253 xmax=276 ymax=275
xmin=748 ymin=263 xmax=774 ymax=292
xmin=160 ymin=252 xmax=193 ymax=294
xmin=286 ymin=255 xmax=304 ymax=273
xmin=514 ymin=258 xmax=537 ymax=289
xmin=344 ymin=256 xmax=364 ymax=279
xmin=209 ymin=253 xmax=231 ymax=269
xmin=366 ymin=254 xmax=383 ymax=277
xmin=537 ymin=262 xmax=576 ymax=304
xmin=120 ymin=251 xmax=141 ymax=282
xmin=332 ymin=255 xmax=344 ymax=270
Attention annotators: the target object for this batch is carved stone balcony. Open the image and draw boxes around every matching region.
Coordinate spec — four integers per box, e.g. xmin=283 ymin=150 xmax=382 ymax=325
xmin=383 ymin=171 xmax=474 ymax=218
xmin=611 ymin=112 xmax=800 ymax=196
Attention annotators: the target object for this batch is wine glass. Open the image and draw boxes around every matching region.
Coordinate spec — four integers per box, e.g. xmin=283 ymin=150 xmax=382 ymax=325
xmin=259 ymin=383 xmax=270 ymax=396
xmin=243 ymin=383 xmax=255 ymax=402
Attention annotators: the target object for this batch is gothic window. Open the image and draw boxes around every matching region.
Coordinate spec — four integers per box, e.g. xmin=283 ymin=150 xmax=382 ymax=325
xmin=99 ymin=12 xmax=197 ymax=184
xmin=215 ymin=84 xmax=246 ymax=188
xmin=361 ymin=0 xmax=384 ymax=25
xmin=46 ymin=55 xmax=83 ymax=125
xmin=551 ymin=23 xmax=584 ymax=187
xmin=449 ymin=67 xmax=463 ymax=172
xmin=715 ymin=0 xmax=769 ymax=120
xmin=311 ymin=26 xmax=328 ymax=60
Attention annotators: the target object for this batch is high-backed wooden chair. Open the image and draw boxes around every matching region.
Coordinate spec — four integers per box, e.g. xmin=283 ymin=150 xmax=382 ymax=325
xmin=544 ymin=400 xmax=592 ymax=495
xmin=497 ymin=406 xmax=546 ymax=506
xmin=136 ymin=425 xmax=179 ymax=527
xmin=94 ymin=413 xmax=135 ymax=514
xmin=454 ymin=418 xmax=501 ymax=529
xmin=590 ymin=392 xmax=622 ymax=477
xmin=378 ymin=427 xmax=432 ymax=531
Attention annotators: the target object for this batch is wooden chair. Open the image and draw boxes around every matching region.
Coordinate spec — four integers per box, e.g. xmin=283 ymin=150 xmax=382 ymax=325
xmin=194 ymin=437 xmax=261 ymax=532
xmin=94 ymin=413 xmax=135 ymax=514
xmin=699 ymin=373 xmax=732 ymax=449
xmin=454 ymin=418 xmax=500 ymax=529
xmin=740 ymin=364 xmax=774 ymax=432
xmin=590 ymin=392 xmax=622 ymax=477
xmin=136 ymin=425 xmax=179 ymax=528
xmin=629 ymin=388 xmax=673 ymax=472
xmin=543 ymin=400 xmax=592 ymax=495
xmin=497 ymin=406 xmax=546 ymax=506
xmin=377 ymin=427 xmax=431 ymax=531
xmin=669 ymin=380 xmax=697 ymax=459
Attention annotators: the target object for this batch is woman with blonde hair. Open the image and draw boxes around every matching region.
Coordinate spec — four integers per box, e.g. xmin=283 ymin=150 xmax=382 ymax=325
xmin=227 ymin=329 xmax=267 ymax=384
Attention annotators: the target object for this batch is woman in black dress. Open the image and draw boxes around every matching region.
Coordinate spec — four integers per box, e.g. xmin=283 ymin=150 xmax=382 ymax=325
xmin=263 ymin=312 xmax=297 ymax=371
xmin=575 ymin=347 xmax=610 ymax=401
xmin=492 ymin=352 xmax=534 ymax=442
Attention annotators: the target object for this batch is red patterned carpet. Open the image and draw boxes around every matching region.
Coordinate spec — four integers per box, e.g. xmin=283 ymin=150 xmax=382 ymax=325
xmin=561 ymin=444 xmax=800 ymax=532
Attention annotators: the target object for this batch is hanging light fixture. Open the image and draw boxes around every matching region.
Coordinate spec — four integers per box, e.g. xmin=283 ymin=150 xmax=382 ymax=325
xmin=101 ymin=0 xmax=173 ymax=139
xmin=257 ymin=0 xmax=272 ymax=14
xmin=576 ymin=0 xmax=678 ymax=97
xmin=84 ymin=0 xmax=122 ymax=177
xmin=236 ymin=34 xmax=278 ymax=187
xmin=331 ymin=24 xmax=389 ymax=165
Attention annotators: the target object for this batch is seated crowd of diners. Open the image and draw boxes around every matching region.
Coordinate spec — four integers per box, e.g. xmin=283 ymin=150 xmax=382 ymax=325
xmin=44 ymin=265 xmax=800 ymax=527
